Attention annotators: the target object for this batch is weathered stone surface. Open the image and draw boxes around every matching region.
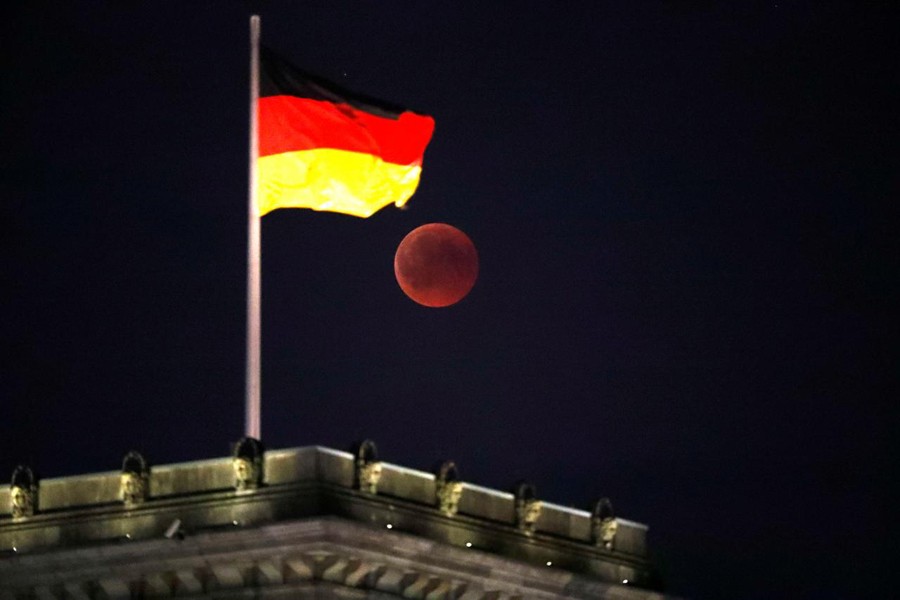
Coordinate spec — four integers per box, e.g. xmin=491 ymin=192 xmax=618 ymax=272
xmin=0 ymin=446 xmax=674 ymax=599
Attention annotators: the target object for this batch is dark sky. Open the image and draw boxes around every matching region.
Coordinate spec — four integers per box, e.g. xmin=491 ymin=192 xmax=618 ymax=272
xmin=1 ymin=2 xmax=894 ymax=598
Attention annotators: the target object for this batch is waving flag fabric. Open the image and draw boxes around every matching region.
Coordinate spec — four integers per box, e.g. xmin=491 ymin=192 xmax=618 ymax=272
xmin=257 ymin=47 xmax=435 ymax=217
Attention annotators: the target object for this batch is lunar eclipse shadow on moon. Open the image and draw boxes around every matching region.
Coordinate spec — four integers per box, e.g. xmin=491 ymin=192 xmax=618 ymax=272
xmin=394 ymin=223 xmax=479 ymax=308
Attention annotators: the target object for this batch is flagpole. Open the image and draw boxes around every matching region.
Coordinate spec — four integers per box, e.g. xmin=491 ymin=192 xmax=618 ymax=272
xmin=246 ymin=14 xmax=261 ymax=440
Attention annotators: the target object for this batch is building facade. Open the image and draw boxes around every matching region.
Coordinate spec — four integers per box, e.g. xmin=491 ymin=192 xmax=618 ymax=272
xmin=0 ymin=441 xmax=677 ymax=599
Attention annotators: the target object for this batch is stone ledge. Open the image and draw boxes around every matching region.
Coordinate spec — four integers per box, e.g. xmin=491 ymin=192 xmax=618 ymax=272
xmin=1 ymin=445 xmax=654 ymax=589
xmin=0 ymin=517 xmax=673 ymax=599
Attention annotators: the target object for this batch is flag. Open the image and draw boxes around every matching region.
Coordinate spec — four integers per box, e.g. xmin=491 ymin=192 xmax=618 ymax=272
xmin=257 ymin=47 xmax=435 ymax=218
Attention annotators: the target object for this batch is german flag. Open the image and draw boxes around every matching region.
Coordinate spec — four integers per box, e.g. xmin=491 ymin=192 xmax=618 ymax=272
xmin=258 ymin=47 xmax=435 ymax=218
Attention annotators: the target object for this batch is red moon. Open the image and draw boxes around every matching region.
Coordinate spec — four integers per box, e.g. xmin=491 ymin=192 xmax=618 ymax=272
xmin=394 ymin=223 xmax=479 ymax=307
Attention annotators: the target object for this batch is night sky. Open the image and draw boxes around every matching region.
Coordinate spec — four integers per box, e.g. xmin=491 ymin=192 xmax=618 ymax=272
xmin=1 ymin=2 xmax=894 ymax=598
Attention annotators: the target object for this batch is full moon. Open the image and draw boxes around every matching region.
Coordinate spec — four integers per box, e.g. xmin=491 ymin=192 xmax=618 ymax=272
xmin=394 ymin=223 xmax=479 ymax=308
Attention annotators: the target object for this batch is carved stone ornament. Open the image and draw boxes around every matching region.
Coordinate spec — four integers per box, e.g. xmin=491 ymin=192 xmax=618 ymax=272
xmin=591 ymin=497 xmax=618 ymax=549
xmin=10 ymin=465 xmax=37 ymax=519
xmin=354 ymin=439 xmax=382 ymax=495
xmin=120 ymin=451 xmax=150 ymax=507
xmin=514 ymin=481 xmax=542 ymax=536
xmin=232 ymin=437 xmax=264 ymax=491
xmin=435 ymin=461 xmax=464 ymax=517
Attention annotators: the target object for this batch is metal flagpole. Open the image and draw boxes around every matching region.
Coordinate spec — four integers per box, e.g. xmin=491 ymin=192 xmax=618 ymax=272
xmin=246 ymin=14 xmax=261 ymax=440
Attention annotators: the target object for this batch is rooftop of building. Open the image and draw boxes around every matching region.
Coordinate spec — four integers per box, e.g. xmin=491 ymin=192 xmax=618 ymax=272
xmin=0 ymin=440 xmax=665 ymax=596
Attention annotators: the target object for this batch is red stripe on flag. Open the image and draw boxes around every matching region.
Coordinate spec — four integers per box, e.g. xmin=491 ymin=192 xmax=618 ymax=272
xmin=259 ymin=95 xmax=434 ymax=166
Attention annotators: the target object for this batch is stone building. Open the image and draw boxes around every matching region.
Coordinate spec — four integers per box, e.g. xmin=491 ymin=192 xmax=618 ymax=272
xmin=0 ymin=440 xmax=677 ymax=599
